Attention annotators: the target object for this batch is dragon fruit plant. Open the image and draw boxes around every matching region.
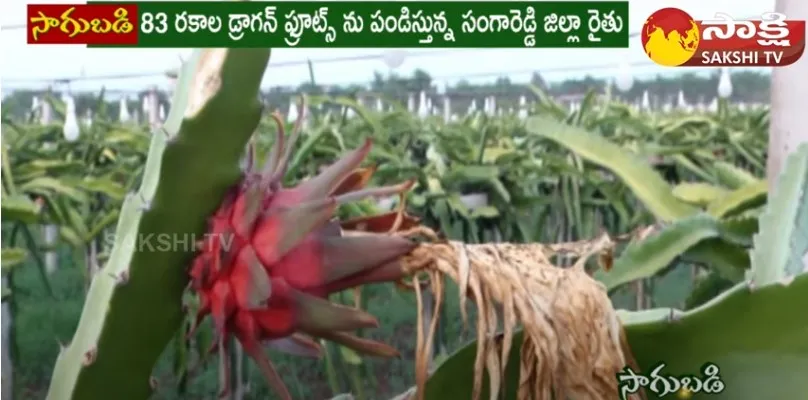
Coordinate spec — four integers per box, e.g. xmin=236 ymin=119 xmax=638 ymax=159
xmin=46 ymin=49 xmax=424 ymax=400
xmin=187 ymin=102 xmax=422 ymax=398
xmin=46 ymin=48 xmax=427 ymax=400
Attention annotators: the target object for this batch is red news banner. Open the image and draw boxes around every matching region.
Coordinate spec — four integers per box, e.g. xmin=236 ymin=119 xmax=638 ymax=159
xmin=27 ymin=3 xmax=138 ymax=45
xmin=692 ymin=12 xmax=805 ymax=67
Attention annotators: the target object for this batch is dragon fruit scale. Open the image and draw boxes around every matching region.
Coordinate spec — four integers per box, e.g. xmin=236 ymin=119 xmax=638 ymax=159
xmin=188 ymin=104 xmax=418 ymax=399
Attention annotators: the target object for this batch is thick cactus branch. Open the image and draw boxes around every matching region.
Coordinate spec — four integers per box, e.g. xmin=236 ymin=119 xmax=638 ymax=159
xmin=47 ymin=49 xmax=271 ymax=399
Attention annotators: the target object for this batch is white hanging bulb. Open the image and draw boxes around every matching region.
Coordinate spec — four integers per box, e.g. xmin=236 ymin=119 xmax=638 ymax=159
xmin=119 ymin=97 xmax=131 ymax=122
xmin=518 ymin=95 xmax=528 ymax=119
xmin=375 ymin=97 xmax=384 ymax=112
xmin=287 ymin=98 xmax=299 ymax=123
xmin=159 ymin=104 xmax=166 ymax=121
xmin=677 ymin=90 xmax=687 ymax=109
xmin=641 ymin=90 xmax=650 ymax=110
xmin=717 ymin=68 xmax=732 ymax=99
xmin=142 ymin=95 xmax=151 ymax=114
xmin=417 ymin=91 xmax=429 ymax=119
xmin=84 ymin=110 xmax=93 ymax=127
xmin=382 ymin=50 xmax=406 ymax=70
xmin=450 ymin=113 xmax=459 ymax=122
xmin=407 ymin=93 xmax=415 ymax=112
xmin=345 ymin=105 xmax=356 ymax=119
xmin=62 ymin=95 xmax=80 ymax=142
xmin=615 ymin=62 xmax=634 ymax=92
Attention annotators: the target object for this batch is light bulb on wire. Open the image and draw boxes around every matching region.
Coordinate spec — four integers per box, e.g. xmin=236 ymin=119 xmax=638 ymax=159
xmin=615 ymin=62 xmax=634 ymax=92
xmin=119 ymin=97 xmax=131 ymax=122
xmin=717 ymin=68 xmax=733 ymax=99
xmin=382 ymin=50 xmax=406 ymax=70
xmin=62 ymin=94 xmax=80 ymax=142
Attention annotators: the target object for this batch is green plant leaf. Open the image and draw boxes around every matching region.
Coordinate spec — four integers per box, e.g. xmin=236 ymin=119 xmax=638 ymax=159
xmin=595 ymin=214 xmax=733 ymax=291
xmin=672 ymin=182 xmax=728 ymax=207
xmin=1 ymin=194 xmax=41 ymax=223
xmin=710 ymin=161 xmax=760 ymax=189
xmin=470 ymin=206 xmax=499 ymax=219
xmin=706 ymin=180 xmax=767 ymax=218
xmin=681 ymin=239 xmax=749 ymax=281
xmin=526 ymin=116 xmax=697 ymax=222
xmin=623 ymin=274 xmax=808 ymax=399
xmin=748 ymin=142 xmax=808 ymax=286
xmin=717 ymin=215 xmax=758 ymax=246
xmin=19 ymin=176 xmax=88 ymax=203
xmin=74 ymin=177 xmax=127 ymax=201
xmin=1 ymin=247 xmax=28 ymax=273
xmin=684 ymin=270 xmax=735 ymax=310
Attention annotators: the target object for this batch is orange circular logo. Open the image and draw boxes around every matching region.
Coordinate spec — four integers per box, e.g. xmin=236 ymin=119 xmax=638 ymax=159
xmin=642 ymin=8 xmax=701 ymax=67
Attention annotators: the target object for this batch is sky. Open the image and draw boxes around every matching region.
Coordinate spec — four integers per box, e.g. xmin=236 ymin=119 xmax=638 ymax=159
xmin=0 ymin=0 xmax=777 ymax=94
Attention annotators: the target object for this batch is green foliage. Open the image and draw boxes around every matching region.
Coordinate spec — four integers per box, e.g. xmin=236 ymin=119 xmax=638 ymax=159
xmin=3 ymin=63 xmax=783 ymax=399
xmin=622 ymin=274 xmax=808 ymax=400
xmin=2 ymin=94 xmax=149 ymax=301
xmin=526 ymin=116 xmax=697 ymax=222
xmin=672 ymin=182 xmax=728 ymax=206
xmin=684 ymin=271 xmax=735 ymax=310
xmin=46 ymin=49 xmax=271 ymax=400
xmin=425 ymin=134 xmax=808 ymax=400
xmin=10 ymin=256 xmax=468 ymax=399
xmin=595 ymin=214 xmax=743 ymax=291
xmin=748 ymin=142 xmax=808 ymax=286
xmin=706 ymin=180 xmax=767 ymax=218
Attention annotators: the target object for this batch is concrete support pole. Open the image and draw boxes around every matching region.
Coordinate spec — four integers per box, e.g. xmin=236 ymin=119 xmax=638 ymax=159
xmin=767 ymin=0 xmax=808 ymax=190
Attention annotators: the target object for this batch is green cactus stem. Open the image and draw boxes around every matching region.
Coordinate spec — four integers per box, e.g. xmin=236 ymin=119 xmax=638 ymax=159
xmin=46 ymin=49 xmax=271 ymax=399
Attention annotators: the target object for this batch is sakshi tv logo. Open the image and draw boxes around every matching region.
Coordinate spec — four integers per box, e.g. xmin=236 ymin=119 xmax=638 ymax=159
xmin=641 ymin=8 xmax=806 ymax=67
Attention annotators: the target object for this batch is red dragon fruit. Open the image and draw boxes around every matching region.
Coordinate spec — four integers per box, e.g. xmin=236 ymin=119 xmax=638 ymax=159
xmin=188 ymin=105 xmax=419 ymax=399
